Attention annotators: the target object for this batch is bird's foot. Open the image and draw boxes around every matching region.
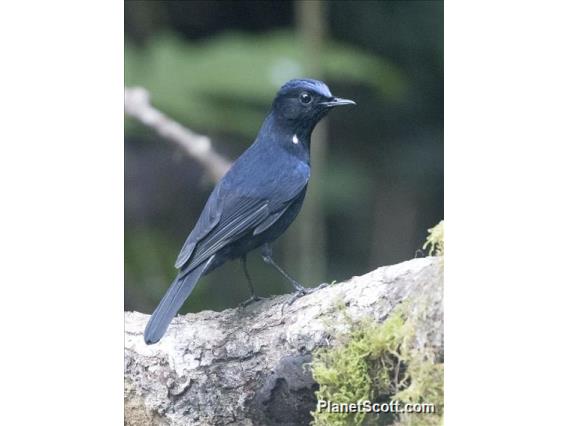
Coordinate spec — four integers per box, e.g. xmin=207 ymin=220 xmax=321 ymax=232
xmin=286 ymin=282 xmax=330 ymax=306
xmin=239 ymin=294 xmax=268 ymax=308
xmin=285 ymin=290 xmax=306 ymax=307
xmin=311 ymin=282 xmax=331 ymax=291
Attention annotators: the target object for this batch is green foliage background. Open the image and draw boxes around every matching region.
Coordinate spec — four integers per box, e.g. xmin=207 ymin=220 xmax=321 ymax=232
xmin=126 ymin=31 xmax=405 ymax=137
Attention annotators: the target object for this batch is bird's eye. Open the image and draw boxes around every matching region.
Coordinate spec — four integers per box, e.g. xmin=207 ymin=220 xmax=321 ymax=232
xmin=299 ymin=92 xmax=312 ymax=104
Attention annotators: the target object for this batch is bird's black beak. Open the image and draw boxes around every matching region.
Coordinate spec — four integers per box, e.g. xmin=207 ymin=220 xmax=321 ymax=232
xmin=321 ymin=97 xmax=357 ymax=108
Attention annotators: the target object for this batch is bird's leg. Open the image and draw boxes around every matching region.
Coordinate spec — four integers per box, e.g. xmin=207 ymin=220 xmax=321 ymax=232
xmin=242 ymin=255 xmax=256 ymax=296
xmin=239 ymin=255 xmax=265 ymax=307
xmin=261 ymin=243 xmax=307 ymax=294
xmin=262 ymin=244 xmax=332 ymax=307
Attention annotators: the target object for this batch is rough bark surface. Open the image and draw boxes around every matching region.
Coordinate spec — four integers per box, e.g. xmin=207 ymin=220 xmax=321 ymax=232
xmin=125 ymin=257 xmax=443 ymax=425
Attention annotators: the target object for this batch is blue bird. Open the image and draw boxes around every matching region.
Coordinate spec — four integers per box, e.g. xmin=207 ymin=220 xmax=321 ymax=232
xmin=144 ymin=79 xmax=355 ymax=344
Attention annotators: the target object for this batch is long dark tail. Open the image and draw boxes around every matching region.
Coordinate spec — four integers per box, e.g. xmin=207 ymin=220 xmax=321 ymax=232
xmin=144 ymin=257 xmax=213 ymax=344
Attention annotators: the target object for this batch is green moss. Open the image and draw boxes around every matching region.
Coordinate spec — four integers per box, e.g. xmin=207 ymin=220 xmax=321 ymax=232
xmin=310 ymin=306 xmax=443 ymax=426
xmin=423 ymin=220 xmax=444 ymax=257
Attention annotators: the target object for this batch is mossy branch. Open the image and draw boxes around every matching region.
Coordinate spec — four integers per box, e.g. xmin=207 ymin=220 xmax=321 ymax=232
xmin=124 ymin=257 xmax=443 ymax=425
xmin=423 ymin=220 xmax=444 ymax=257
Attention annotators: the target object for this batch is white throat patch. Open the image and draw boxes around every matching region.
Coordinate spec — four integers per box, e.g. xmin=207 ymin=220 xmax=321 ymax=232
xmin=292 ymin=134 xmax=299 ymax=145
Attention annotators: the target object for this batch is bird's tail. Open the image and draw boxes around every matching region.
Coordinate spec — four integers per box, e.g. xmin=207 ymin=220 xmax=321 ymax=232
xmin=144 ymin=257 xmax=213 ymax=344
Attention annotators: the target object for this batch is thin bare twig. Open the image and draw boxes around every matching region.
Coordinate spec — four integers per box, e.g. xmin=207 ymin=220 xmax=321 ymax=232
xmin=124 ymin=86 xmax=231 ymax=182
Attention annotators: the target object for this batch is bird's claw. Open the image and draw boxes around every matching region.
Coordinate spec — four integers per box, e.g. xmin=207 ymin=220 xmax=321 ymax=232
xmin=312 ymin=282 xmax=331 ymax=291
xmin=286 ymin=291 xmax=304 ymax=307
xmin=286 ymin=282 xmax=330 ymax=306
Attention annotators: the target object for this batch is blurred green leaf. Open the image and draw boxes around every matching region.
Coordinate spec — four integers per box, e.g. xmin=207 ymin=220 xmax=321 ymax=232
xmin=125 ymin=31 xmax=406 ymax=138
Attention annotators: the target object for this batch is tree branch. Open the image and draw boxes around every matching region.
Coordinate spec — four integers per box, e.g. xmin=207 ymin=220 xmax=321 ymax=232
xmin=124 ymin=257 xmax=443 ymax=425
xmin=124 ymin=87 xmax=231 ymax=182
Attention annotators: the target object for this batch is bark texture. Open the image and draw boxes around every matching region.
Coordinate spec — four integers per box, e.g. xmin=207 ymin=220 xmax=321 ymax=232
xmin=125 ymin=257 xmax=443 ymax=425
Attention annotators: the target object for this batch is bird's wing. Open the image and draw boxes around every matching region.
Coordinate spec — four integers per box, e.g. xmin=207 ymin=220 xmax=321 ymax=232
xmin=252 ymin=208 xmax=288 ymax=236
xmin=252 ymin=186 xmax=306 ymax=236
xmin=175 ymin=156 xmax=309 ymax=271
xmin=174 ymin=184 xmax=224 ymax=269
xmin=174 ymin=187 xmax=272 ymax=270
xmin=181 ymin=198 xmax=270 ymax=271
xmin=174 ymin=189 xmax=306 ymax=271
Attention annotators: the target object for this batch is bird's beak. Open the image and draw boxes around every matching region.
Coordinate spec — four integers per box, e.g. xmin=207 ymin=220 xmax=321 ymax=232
xmin=321 ymin=97 xmax=357 ymax=108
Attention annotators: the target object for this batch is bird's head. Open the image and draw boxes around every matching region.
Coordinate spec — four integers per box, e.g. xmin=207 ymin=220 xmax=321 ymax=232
xmin=271 ymin=79 xmax=356 ymax=132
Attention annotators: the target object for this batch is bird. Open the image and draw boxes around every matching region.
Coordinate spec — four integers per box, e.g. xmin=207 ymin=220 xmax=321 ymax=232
xmin=144 ymin=79 xmax=355 ymax=344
